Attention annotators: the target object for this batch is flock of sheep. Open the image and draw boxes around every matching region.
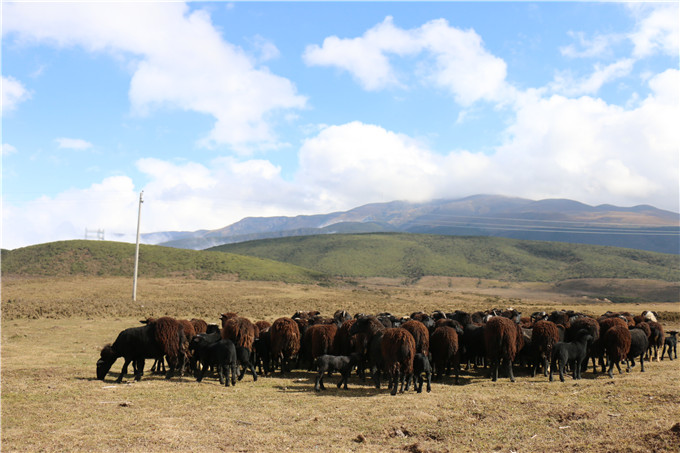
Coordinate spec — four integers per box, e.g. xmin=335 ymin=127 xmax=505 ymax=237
xmin=96 ymin=308 xmax=678 ymax=394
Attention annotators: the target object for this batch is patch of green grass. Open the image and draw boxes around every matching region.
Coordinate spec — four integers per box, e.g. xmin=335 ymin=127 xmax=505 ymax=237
xmin=1 ymin=240 xmax=326 ymax=284
xmin=213 ymin=233 xmax=679 ymax=283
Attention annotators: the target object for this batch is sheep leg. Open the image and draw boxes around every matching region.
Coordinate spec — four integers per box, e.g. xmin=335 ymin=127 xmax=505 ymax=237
xmin=505 ymin=358 xmax=515 ymax=383
xmin=117 ymin=358 xmax=133 ymax=383
xmin=371 ymin=366 xmax=381 ymax=389
xmin=134 ymin=358 xmax=145 ymax=381
xmin=218 ymin=364 xmax=226 ymax=386
xmin=390 ymin=373 xmax=398 ymax=396
xmin=425 ymin=371 xmax=432 ymax=392
xmin=559 ymin=359 xmax=566 ymax=382
xmin=639 ymin=354 xmax=645 ymax=372
xmin=196 ymin=362 xmax=208 ymax=382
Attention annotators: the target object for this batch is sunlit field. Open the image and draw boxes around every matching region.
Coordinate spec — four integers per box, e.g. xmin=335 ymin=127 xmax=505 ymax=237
xmin=2 ymin=276 xmax=679 ymax=452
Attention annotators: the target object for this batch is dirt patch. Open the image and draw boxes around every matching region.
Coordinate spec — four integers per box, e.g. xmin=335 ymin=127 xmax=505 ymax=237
xmin=642 ymin=423 xmax=680 ymax=452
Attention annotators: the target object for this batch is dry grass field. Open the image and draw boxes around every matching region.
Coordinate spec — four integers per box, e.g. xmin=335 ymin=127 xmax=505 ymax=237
xmin=2 ymin=276 xmax=679 ymax=452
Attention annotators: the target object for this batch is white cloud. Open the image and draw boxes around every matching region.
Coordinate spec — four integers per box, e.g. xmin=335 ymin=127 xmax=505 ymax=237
xmin=2 ymin=143 xmax=18 ymax=156
xmin=1 ymin=76 xmax=30 ymax=113
xmin=55 ymin=137 xmax=93 ymax=150
xmin=303 ymin=17 xmax=511 ymax=106
xmin=628 ymin=3 xmax=679 ymax=58
xmin=560 ymin=31 xmax=623 ymax=59
xmin=550 ymin=58 xmax=635 ymax=96
xmin=3 ymin=65 xmax=677 ymax=250
xmin=3 ymin=2 xmax=306 ymax=151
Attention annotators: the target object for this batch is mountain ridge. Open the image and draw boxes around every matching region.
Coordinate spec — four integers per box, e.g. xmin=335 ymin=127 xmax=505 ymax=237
xmin=148 ymin=195 xmax=679 ymax=253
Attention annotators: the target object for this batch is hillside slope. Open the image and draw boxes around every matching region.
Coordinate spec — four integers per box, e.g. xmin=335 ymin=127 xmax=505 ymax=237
xmin=1 ymin=240 xmax=325 ymax=283
xmin=212 ymin=233 xmax=679 ymax=283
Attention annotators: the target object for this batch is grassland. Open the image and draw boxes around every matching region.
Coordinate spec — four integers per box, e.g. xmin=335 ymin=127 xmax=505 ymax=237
xmin=1 ymin=240 xmax=325 ymax=283
xmin=213 ymin=233 xmax=680 ymax=283
xmin=2 ymin=276 xmax=679 ymax=452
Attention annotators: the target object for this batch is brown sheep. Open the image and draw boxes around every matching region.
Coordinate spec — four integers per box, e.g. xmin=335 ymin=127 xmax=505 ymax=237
xmin=429 ymin=326 xmax=460 ymax=384
xmin=255 ymin=320 xmax=272 ymax=335
xmin=531 ymin=320 xmax=560 ymax=377
xmin=149 ymin=317 xmax=187 ymax=376
xmin=484 ymin=316 xmax=519 ymax=382
xmin=221 ymin=316 xmax=256 ymax=352
xmin=401 ymin=320 xmax=430 ymax=357
xmin=309 ymin=323 xmax=338 ymax=360
xmin=604 ymin=325 xmax=632 ymax=378
xmin=190 ymin=318 xmax=208 ymax=335
xmin=270 ymin=317 xmax=301 ymax=375
xmin=380 ymin=327 xmax=416 ymax=395
xmin=596 ymin=316 xmax=628 ymax=373
xmin=647 ymin=321 xmax=665 ymax=361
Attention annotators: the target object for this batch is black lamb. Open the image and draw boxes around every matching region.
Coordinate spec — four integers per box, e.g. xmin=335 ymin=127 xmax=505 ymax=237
xmin=661 ymin=330 xmax=677 ymax=360
xmin=411 ymin=353 xmax=432 ymax=393
xmin=550 ymin=329 xmax=593 ymax=382
xmin=189 ymin=336 xmax=238 ymax=386
xmin=314 ymin=353 xmax=361 ymax=391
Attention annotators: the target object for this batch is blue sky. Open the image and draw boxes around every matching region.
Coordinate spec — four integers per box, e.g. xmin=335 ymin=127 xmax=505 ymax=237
xmin=2 ymin=1 xmax=678 ymax=249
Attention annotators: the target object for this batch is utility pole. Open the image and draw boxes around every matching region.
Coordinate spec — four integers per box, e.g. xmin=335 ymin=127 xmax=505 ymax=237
xmin=132 ymin=191 xmax=144 ymax=301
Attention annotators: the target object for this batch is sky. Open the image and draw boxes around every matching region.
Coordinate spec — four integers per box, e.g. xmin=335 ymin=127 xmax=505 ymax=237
xmin=2 ymin=1 xmax=679 ymax=250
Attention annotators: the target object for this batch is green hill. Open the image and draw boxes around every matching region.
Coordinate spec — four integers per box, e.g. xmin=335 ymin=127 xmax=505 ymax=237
xmin=211 ymin=233 xmax=679 ymax=282
xmin=1 ymin=240 xmax=325 ymax=283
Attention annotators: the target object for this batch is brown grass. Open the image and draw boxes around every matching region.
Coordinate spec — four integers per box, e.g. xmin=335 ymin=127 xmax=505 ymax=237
xmin=2 ymin=276 xmax=680 ymax=452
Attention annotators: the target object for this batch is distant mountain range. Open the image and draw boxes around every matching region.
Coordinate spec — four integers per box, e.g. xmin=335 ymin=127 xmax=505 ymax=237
xmin=145 ymin=195 xmax=680 ymax=254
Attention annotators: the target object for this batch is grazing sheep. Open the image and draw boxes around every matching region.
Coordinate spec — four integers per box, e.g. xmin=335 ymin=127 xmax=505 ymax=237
xmin=647 ymin=321 xmax=665 ymax=361
xmin=604 ymin=325 xmax=632 ymax=378
xmin=548 ymin=310 xmax=570 ymax=329
xmin=253 ymin=330 xmax=272 ymax=376
xmin=596 ymin=317 xmax=628 ymax=373
xmin=270 ymin=317 xmax=301 ymax=375
xmin=484 ymin=316 xmax=519 ymax=382
xmin=97 ymin=317 xmax=186 ymax=382
xmin=634 ymin=321 xmax=652 ymax=339
xmin=381 ymin=328 xmax=416 ymax=395
xmin=531 ymin=320 xmax=560 ymax=377
xmin=349 ymin=316 xmax=387 ymax=388
xmin=235 ymin=345 xmax=258 ymax=381
xmin=661 ymin=331 xmax=677 ymax=360
xmin=309 ymin=323 xmax=338 ymax=361
xmin=314 ymin=353 xmax=361 ymax=391
xmin=221 ymin=316 xmax=256 ymax=352
xmin=411 ymin=353 xmax=432 ymax=393
xmin=429 ymin=326 xmax=460 ymax=384
xmin=550 ymin=330 xmax=593 ymax=382
xmin=189 ymin=337 xmax=238 ymax=386
xmin=462 ymin=323 xmax=486 ymax=370
xmin=627 ymin=328 xmax=649 ymax=372
xmin=190 ymin=318 xmax=208 ymax=335
xmin=401 ymin=320 xmax=430 ymax=357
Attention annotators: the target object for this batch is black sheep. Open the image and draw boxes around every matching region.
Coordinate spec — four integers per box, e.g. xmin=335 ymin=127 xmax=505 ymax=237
xmin=627 ymin=328 xmax=649 ymax=372
xmin=236 ymin=345 xmax=258 ymax=381
xmin=411 ymin=353 xmax=432 ymax=393
xmin=550 ymin=330 xmax=593 ymax=382
xmin=314 ymin=353 xmax=361 ymax=391
xmin=189 ymin=337 xmax=238 ymax=386
xmin=661 ymin=330 xmax=678 ymax=360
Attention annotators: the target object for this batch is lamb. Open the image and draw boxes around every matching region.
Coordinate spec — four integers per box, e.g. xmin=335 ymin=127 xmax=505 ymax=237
xmin=484 ymin=316 xmax=519 ymax=382
xmin=380 ymin=327 xmax=416 ymax=395
xmin=550 ymin=329 xmax=593 ymax=382
xmin=236 ymin=345 xmax=258 ymax=381
xmin=567 ymin=316 xmax=600 ymax=373
xmin=254 ymin=330 xmax=272 ymax=375
xmin=188 ymin=336 xmax=238 ymax=386
xmin=531 ymin=320 xmax=560 ymax=377
xmin=270 ymin=317 xmax=301 ymax=375
xmin=411 ymin=353 xmax=432 ymax=393
xmin=429 ymin=326 xmax=460 ymax=384
xmin=313 ymin=353 xmax=361 ymax=391
xmin=603 ymin=325 xmax=632 ymax=378
xmin=661 ymin=331 xmax=677 ymax=360
xmin=627 ymin=328 xmax=648 ymax=372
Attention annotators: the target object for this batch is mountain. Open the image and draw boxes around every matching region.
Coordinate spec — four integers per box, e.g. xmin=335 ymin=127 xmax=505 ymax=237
xmin=151 ymin=195 xmax=680 ymax=254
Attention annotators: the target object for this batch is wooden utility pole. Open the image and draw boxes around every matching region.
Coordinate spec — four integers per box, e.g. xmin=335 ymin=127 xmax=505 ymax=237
xmin=132 ymin=191 xmax=144 ymax=301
